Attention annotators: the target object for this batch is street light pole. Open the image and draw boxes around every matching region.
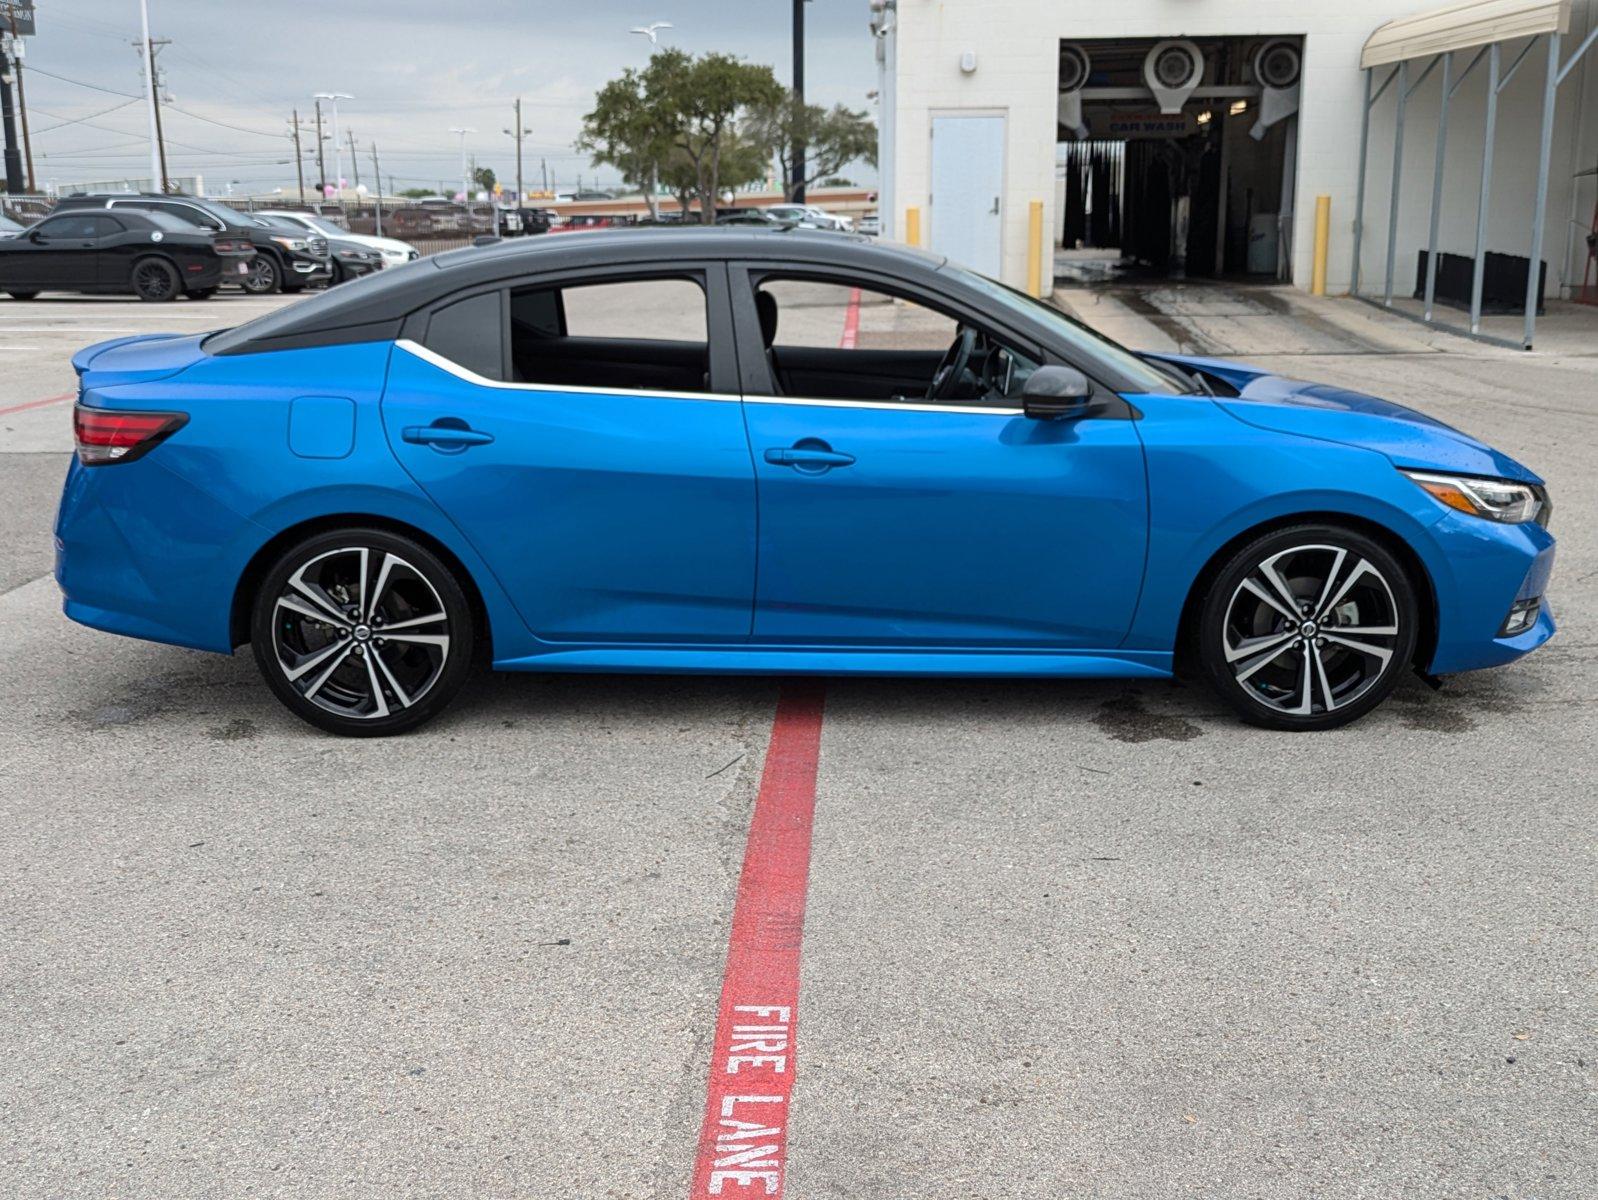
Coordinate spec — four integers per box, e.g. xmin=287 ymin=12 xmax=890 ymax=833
xmin=138 ymin=0 xmax=161 ymax=191
xmin=450 ymin=126 xmax=475 ymax=206
xmin=314 ymin=91 xmax=352 ymax=198
xmin=792 ymin=0 xmax=809 ymax=202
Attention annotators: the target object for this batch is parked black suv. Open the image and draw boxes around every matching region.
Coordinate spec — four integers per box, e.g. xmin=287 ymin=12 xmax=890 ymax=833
xmin=53 ymin=193 xmax=331 ymax=294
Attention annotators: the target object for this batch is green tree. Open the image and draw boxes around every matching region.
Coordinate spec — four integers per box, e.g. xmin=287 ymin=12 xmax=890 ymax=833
xmin=471 ymin=166 xmax=496 ymax=196
xmin=642 ymin=49 xmax=783 ymax=224
xmin=399 ymin=187 xmax=434 ymax=199
xmin=752 ymin=92 xmax=878 ymax=201
xmin=578 ymin=68 xmax=673 ymax=220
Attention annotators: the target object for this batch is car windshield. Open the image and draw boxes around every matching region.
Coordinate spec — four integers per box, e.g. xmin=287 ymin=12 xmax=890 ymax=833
xmin=943 ymin=264 xmax=1198 ymax=394
xmin=306 ymin=217 xmax=348 ymax=237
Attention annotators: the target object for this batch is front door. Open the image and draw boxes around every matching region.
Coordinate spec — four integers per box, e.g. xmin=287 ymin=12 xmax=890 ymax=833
xmin=930 ymin=114 xmax=1005 ymax=276
xmin=733 ymin=271 xmax=1148 ymax=649
xmin=381 ymin=270 xmax=757 ymax=644
xmin=0 ymin=215 xmax=99 ymax=289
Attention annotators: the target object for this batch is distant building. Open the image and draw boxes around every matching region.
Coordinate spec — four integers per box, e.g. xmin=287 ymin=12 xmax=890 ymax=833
xmin=871 ymin=0 xmax=1597 ymax=317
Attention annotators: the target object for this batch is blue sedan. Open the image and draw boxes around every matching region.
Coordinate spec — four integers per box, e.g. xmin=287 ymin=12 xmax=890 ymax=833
xmin=54 ymin=230 xmax=1555 ymax=735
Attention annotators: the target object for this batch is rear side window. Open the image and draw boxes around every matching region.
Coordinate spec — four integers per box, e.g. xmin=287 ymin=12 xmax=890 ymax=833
xmin=423 ymin=290 xmax=504 ymax=381
xmin=508 ymin=275 xmax=710 ymax=394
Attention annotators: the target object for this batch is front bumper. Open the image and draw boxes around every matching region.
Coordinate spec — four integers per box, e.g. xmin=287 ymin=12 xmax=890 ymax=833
xmin=1426 ymin=512 xmax=1557 ymax=674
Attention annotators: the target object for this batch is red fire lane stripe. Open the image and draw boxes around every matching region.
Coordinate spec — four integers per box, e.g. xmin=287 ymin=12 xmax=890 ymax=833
xmin=689 ymin=685 xmax=827 ymax=1199
xmin=0 ymin=391 xmax=73 ymax=418
xmin=839 ymin=287 xmax=862 ymax=350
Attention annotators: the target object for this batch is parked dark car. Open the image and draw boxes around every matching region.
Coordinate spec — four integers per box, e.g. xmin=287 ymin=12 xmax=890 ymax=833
xmin=0 ymin=208 xmax=254 ymax=301
xmin=715 ymin=210 xmax=796 ymax=228
xmin=508 ymin=207 xmax=554 ymax=236
xmin=326 ymin=237 xmax=385 ymax=285
xmin=54 ymin=193 xmax=330 ymax=294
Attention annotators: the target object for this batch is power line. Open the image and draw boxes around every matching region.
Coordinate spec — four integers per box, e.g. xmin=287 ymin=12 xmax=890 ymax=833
xmin=31 ymin=97 xmax=140 ymax=134
xmin=24 ymin=64 xmax=140 ymax=100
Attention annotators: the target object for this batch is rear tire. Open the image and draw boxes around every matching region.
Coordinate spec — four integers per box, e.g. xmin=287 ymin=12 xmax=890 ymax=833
xmin=7 ymin=290 xmax=39 ymax=300
xmin=131 ymin=257 xmax=179 ymax=302
xmin=1195 ymin=524 xmax=1418 ymax=731
xmin=250 ymin=528 xmax=475 ymax=737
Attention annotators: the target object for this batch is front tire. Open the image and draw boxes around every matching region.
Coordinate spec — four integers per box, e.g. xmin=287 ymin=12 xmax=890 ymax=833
xmin=240 ymin=254 xmax=279 ymax=294
xmin=250 ymin=529 xmax=475 ymax=736
xmin=1196 ymin=524 xmax=1419 ymax=731
xmin=131 ymin=257 xmax=179 ymax=302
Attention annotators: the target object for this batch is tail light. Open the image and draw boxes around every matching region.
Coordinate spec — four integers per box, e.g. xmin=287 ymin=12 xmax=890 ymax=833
xmin=212 ymin=237 xmax=250 ymax=254
xmin=73 ymin=405 xmax=188 ymax=466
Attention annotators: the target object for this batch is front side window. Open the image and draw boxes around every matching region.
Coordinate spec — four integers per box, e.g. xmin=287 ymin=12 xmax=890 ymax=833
xmin=32 ymin=215 xmax=99 ymax=239
xmin=509 ymin=275 xmax=711 ymax=394
xmin=750 ymin=276 xmax=1038 ymax=407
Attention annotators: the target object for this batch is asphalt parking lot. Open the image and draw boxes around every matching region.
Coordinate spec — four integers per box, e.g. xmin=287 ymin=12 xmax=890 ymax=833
xmin=2 ymin=282 xmax=1595 ymax=1199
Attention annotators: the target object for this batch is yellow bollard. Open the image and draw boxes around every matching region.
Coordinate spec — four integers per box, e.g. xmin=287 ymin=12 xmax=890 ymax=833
xmin=1027 ymin=200 xmax=1045 ymax=297
xmin=1311 ymin=195 xmax=1331 ymax=296
xmin=905 ymin=205 xmax=921 ymax=248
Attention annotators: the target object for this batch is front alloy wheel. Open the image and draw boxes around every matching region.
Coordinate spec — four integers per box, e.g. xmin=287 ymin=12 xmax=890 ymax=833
xmin=251 ymin=529 xmax=474 ymax=736
xmin=1198 ymin=525 xmax=1419 ymax=730
xmin=241 ymin=254 xmax=279 ymax=294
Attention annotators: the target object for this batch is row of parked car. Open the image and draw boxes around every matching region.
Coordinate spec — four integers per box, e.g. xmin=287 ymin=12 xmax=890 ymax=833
xmin=0 ymin=192 xmax=422 ymax=302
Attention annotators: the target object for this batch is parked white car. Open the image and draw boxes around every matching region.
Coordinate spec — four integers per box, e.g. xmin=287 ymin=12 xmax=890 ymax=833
xmin=257 ymin=211 xmax=419 ymax=267
xmin=764 ymin=203 xmax=854 ymax=233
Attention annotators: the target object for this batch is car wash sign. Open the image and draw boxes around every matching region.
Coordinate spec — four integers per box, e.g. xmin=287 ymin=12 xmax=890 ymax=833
xmin=1089 ymin=111 xmax=1197 ymax=139
xmin=0 ymin=1 xmax=35 ymax=37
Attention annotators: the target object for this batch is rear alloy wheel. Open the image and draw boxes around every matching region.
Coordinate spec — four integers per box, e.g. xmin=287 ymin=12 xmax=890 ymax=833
xmin=131 ymin=257 xmax=179 ymax=302
xmin=1197 ymin=525 xmax=1418 ymax=731
xmin=241 ymin=254 xmax=279 ymax=294
xmin=250 ymin=529 xmax=474 ymax=736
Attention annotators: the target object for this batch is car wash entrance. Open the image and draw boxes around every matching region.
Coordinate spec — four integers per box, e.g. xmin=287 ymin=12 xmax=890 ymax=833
xmin=1057 ymin=36 xmax=1303 ymax=278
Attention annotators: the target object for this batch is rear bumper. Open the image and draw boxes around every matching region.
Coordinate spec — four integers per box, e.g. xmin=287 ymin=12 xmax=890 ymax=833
xmin=54 ymin=455 xmax=261 ymax=653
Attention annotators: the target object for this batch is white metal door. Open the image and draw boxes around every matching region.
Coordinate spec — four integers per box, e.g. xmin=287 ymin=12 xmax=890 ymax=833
xmin=930 ymin=114 xmax=1004 ymax=276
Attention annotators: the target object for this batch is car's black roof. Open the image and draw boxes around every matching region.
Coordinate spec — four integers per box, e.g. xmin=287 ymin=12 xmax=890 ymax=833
xmin=209 ymin=228 xmax=949 ymax=356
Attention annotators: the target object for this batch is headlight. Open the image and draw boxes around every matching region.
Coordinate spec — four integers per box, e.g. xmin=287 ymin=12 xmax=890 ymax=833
xmin=270 ymin=236 xmax=309 ymax=252
xmin=1402 ymin=470 xmax=1545 ymax=524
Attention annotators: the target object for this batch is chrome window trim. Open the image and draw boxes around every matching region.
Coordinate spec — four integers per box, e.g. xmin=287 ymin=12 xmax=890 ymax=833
xmin=395 ymin=338 xmax=740 ymax=403
xmin=395 ymin=339 xmax=1022 ymax=416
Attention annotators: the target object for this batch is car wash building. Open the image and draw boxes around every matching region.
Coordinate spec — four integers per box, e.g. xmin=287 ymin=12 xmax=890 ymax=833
xmin=870 ymin=0 xmax=1597 ymax=345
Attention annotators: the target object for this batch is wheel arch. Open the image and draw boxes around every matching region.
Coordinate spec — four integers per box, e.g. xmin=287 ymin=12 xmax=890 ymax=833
xmin=229 ymin=512 xmax=494 ymax=660
xmin=1171 ymin=510 xmax=1439 ymax=677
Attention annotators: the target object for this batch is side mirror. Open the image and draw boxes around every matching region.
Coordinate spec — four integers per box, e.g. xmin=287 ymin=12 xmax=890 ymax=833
xmin=27 ymin=229 xmax=45 ymax=243
xmin=1022 ymin=365 xmax=1098 ymax=419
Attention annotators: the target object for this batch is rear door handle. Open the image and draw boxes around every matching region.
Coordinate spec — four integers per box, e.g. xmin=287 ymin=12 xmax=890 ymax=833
xmin=764 ymin=446 xmax=856 ymax=469
xmin=402 ymin=422 xmax=495 ymax=450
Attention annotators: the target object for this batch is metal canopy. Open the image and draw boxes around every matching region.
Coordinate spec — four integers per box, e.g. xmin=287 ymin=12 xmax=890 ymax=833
xmin=1362 ymin=0 xmax=1570 ymax=68
xmin=1351 ymin=0 xmax=1597 ymax=349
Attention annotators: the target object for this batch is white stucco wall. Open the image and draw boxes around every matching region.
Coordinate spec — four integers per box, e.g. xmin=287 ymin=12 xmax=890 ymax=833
xmin=888 ymin=0 xmax=1596 ymax=296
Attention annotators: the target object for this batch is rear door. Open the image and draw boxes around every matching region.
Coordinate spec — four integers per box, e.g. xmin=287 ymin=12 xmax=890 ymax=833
xmin=3 ymin=215 xmax=99 ymax=288
xmin=381 ymin=264 xmax=758 ymax=643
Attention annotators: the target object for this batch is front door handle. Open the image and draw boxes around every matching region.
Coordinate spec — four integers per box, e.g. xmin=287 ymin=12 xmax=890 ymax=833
xmin=402 ymin=420 xmax=495 ymax=451
xmin=764 ymin=444 xmax=856 ymax=472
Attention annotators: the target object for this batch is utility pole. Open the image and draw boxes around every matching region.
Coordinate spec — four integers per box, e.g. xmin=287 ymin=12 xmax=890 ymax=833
xmin=288 ymin=107 xmax=306 ymax=204
xmin=792 ymin=0 xmax=809 ymax=202
xmin=312 ymin=99 xmax=326 ymax=198
xmin=369 ymin=141 xmax=382 ymax=236
xmin=348 ymin=129 xmax=359 ymax=189
xmin=2 ymin=11 xmax=34 ymax=192
xmin=0 ymin=35 xmax=22 ymax=193
xmin=540 ymin=157 xmax=549 ymax=194
xmin=513 ymin=98 xmax=524 ymax=203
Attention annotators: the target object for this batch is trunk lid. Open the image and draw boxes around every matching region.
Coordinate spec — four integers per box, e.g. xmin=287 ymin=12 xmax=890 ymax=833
xmin=71 ymin=333 xmax=211 ymax=391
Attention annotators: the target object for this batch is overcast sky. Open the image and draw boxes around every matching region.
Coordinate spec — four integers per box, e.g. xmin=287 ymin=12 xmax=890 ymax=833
xmin=18 ymin=1 xmax=879 ymax=196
